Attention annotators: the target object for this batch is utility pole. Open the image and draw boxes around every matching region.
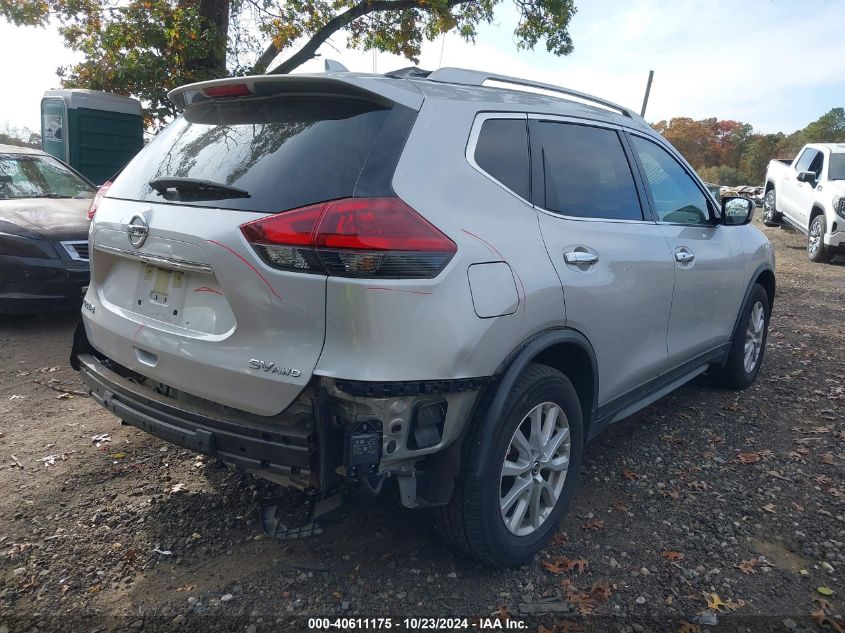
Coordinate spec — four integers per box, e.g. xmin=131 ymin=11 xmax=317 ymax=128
xmin=640 ymin=70 xmax=654 ymax=118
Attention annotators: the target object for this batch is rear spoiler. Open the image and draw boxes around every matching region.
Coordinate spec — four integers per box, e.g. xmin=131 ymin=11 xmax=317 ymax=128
xmin=168 ymin=74 xmax=424 ymax=111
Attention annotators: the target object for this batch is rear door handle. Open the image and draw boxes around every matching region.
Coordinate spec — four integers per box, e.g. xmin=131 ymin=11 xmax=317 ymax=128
xmin=564 ymin=251 xmax=599 ymax=265
xmin=674 ymin=250 xmax=695 ymax=264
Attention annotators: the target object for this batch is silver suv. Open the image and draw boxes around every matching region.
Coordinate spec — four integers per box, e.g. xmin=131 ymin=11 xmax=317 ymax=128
xmin=72 ymin=67 xmax=775 ymax=567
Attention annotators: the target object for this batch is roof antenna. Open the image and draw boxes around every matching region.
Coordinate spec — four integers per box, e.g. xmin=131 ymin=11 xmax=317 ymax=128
xmin=324 ymin=59 xmax=349 ymax=73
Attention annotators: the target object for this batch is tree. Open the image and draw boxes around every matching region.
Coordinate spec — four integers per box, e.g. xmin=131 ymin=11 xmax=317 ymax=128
xmin=1 ymin=0 xmax=577 ymax=127
xmin=803 ymin=107 xmax=845 ymax=143
xmin=0 ymin=123 xmax=41 ymax=149
xmin=697 ymin=165 xmax=741 ymax=187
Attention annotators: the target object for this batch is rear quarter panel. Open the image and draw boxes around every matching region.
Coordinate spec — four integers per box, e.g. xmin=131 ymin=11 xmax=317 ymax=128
xmin=315 ymin=99 xmax=565 ymax=381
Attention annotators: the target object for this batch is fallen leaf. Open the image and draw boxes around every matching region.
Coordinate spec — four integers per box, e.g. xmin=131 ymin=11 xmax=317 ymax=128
xmin=817 ymin=587 xmax=835 ymax=597
xmin=9 ymin=394 xmax=24 ymax=401
xmin=494 ymin=604 xmax=512 ymax=619
xmin=610 ymin=499 xmax=628 ymax=512
xmin=167 ymin=483 xmax=187 ymax=494
xmin=761 ymin=503 xmax=776 ymax=513
xmin=814 ymin=597 xmax=834 ymax=612
xmin=55 ymin=392 xmax=73 ymax=400
xmin=662 ymin=550 xmax=684 ymax=562
xmin=550 ymin=531 xmax=569 ymax=546
xmin=542 ymin=557 xmax=587 ymax=575
xmin=175 ymin=584 xmax=196 ymax=592
xmin=820 ymin=453 xmax=835 ymax=465
xmin=811 ymin=610 xmax=845 ymax=633
xmin=735 ymin=559 xmax=758 ymax=575
xmin=703 ymin=592 xmax=725 ymax=610
xmin=558 ymin=622 xmax=585 ymax=633
xmin=110 ymin=452 xmax=126 ymax=459
xmin=581 ymin=518 xmax=604 ymax=531
xmin=660 ymin=489 xmax=681 ymax=500
xmin=736 ymin=452 xmax=761 ymax=464
xmin=678 ymin=624 xmax=701 ymax=633
xmin=622 ymin=469 xmax=640 ymax=480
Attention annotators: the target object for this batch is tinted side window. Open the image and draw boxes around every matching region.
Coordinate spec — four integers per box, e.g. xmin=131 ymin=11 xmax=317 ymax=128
xmin=794 ymin=148 xmax=819 ymax=173
xmin=535 ymin=122 xmax=643 ymax=221
xmin=808 ymin=151 xmax=824 ymax=178
xmin=630 ymin=136 xmax=710 ymax=225
xmin=474 ymin=118 xmax=530 ymax=200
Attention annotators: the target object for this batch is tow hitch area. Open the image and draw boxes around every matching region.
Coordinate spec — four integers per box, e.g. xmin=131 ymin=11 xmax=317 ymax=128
xmin=259 ymin=488 xmax=346 ymax=540
xmin=260 ymin=420 xmax=385 ymax=539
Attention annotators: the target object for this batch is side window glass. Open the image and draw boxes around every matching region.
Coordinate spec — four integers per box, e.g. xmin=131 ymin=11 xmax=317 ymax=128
xmin=474 ymin=118 xmax=530 ymax=200
xmin=794 ymin=149 xmax=817 ymax=173
xmin=536 ymin=122 xmax=643 ymax=221
xmin=630 ymin=136 xmax=711 ymax=225
xmin=808 ymin=152 xmax=824 ymax=179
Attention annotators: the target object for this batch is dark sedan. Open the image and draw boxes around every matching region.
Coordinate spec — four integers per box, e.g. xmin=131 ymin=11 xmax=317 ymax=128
xmin=0 ymin=144 xmax=95 ymax=314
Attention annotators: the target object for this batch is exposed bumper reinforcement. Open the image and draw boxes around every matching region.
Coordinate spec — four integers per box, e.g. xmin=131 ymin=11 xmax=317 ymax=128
xmin=77 ymin=353 xmax=316 ymax=487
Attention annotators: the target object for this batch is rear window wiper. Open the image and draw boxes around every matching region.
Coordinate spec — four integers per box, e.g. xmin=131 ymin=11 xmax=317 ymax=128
xmin=148 ymin=177 xmax=251 ymax=200
xmin=31 ymin=193 xmax=74 ymax=198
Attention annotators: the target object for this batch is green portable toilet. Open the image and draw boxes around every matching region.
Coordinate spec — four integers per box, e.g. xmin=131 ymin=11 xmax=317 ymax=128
xmin=41 ymin=89 xmax=143 ymax=185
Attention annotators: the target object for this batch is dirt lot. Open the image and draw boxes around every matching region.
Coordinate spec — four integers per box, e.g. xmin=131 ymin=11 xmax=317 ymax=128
xmin=1 ymin=217 xmax=843 ymax=633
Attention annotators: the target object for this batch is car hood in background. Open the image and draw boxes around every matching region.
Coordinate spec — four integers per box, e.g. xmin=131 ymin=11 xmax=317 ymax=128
xmin=0 ymin=198 xmax=91 ymax=241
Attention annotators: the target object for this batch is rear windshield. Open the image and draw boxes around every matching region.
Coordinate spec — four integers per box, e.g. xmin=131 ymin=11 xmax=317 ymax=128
xmin=107 ymin=96 xmax=392 ymax=212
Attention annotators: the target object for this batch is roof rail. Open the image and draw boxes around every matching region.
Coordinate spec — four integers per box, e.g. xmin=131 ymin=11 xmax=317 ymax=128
xmin=426 ymin=67 xmax=636 ymax=119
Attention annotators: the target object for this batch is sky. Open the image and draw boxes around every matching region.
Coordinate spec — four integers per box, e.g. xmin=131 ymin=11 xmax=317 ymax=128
xmin=1 ymin=0 xmax=843 ymax=135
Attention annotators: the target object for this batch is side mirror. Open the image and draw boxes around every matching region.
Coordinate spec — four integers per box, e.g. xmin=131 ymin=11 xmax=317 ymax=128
xmin=797 ymin=171 xmax=817 ymax=185
xmin=721 ymin=196 xmax=754 ymax=226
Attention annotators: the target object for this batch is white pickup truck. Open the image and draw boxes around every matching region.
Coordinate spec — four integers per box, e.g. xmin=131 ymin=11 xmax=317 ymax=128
xmin=763 ymin=143 xmax=845 ymax=263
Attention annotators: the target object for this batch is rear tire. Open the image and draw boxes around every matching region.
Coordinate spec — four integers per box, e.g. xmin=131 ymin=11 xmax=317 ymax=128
xmin=437 ymin=363 xmax=584 ymax=567
xmin=710 ymin=283 xmax=770 ymax=390
xmin=808 ymin=214 xmax=833 ymax=263
xmin=762 ymin=189 xmax=781 ymax=227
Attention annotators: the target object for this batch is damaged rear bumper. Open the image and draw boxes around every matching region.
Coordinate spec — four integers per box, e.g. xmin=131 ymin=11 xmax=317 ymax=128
xmin=77 ymin=352 xmax=319 ymax=488
xmin=72 ymin=323 xmax=491 ymax=506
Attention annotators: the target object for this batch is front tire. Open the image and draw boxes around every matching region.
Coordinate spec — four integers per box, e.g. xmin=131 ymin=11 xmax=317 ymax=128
xmin=437 ymin=363 xmax=584 ymax=567
xmin=710 ymin=283 xmax=770 ymax=390
xmin=762 ymin=189 xmax=781 ymax=227
xmin=808 ymin=215 xmax=833 ymax=263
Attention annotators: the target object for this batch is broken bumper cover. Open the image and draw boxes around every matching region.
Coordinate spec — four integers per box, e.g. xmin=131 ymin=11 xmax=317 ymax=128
xmin=76 ymin=353 xmax=317 ymax=487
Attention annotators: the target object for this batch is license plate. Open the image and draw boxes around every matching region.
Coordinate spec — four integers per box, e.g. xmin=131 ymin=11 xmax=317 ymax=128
xmin=137 ymin=265 xmax=188 ymax=320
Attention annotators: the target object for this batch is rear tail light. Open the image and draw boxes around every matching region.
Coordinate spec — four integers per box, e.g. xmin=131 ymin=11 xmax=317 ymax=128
xmin=240 ymin=197 xmax=457 ymax=278
xmin=203 ymin=84 xmax=252 ymax=98
xmin=87 ymin=180 xmax=112 ymax=220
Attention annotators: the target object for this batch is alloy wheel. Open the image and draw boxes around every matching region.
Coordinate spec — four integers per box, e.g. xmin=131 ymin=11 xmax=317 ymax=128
xmin=744 ymin=301 xmax=765 ymax=374
xmin=763 ymin=191 xmax=775 ymax=222
xmin=809 ymin=219 xmax=822 ymax=257
xmin=499 ymin=402 xmax=571 ymax=537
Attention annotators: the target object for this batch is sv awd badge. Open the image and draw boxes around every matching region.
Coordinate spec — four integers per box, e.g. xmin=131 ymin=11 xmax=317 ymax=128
xmin=248 ymin=359 xmax=301 ymax=377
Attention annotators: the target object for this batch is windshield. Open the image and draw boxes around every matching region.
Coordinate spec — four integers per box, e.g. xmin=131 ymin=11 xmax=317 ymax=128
xmin=0 ymin=154 xmax=95 ymax=200
xmin=106 ymin=96 xmax=392 ymax=213
xmin=829 ymin=153 xmax=845 ymax=180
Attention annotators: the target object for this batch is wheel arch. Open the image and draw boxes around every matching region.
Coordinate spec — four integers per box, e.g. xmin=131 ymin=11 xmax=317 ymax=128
xmin=467 ymin=328 xmax=599 ymax=480
xmin=809 ymin=205 xmax=826 ymax=227
xmin=754 ymin=267 xmax=776 ymax=311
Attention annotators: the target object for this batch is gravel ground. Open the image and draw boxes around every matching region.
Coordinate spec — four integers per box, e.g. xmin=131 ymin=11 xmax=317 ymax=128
xmin=0 ymin=217 xmax=843 ymax=633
